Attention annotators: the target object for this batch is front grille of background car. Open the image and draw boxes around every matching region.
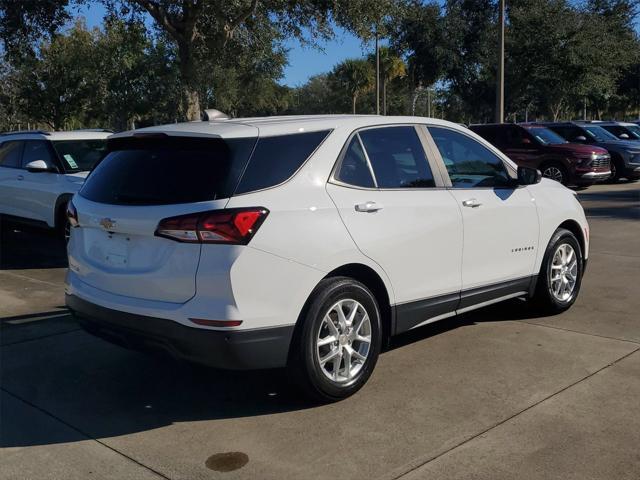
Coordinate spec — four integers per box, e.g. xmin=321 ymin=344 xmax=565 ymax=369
xmin=591 ymin=155 xmax=610 ymax=168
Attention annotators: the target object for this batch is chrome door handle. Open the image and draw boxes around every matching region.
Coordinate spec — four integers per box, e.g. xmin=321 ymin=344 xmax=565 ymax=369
xmin=17 ymin=175 xmax=24 ymax=181
xmin=355 ymin=201 xmax=383 ymax=213
xmin=462 ymin=198 xmax=482 ymax=208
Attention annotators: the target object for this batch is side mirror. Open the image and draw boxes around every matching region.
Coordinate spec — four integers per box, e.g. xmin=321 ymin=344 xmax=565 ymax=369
xmin=619 ymin=133 xmax=630 ymax=139
xmin=517 ymin=166 xmax=542 ymax=185
xmin=575 ymin=136 xmax=587 ymax=142
xmin=25 ymin=160 xmax=55 ymax=173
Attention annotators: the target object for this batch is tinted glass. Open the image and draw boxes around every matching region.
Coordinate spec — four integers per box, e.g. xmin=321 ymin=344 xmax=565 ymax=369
xmin=524 ymin=127 xmax=567 ymax=145
xmin=22 ymin=140 xmax=56 ymax=168
xmin=52 ymin=139 xmax=108 ymax=172
xmin=335 ymin=136 xmax=375 ymax=188
xmin=80 ymin=136 xmax=255 ymax=205
xmin=0 ymin=141 xmax=24 ymax=168
xmin=359 ymin=126 xmax=435 ymax=188
xmin=548 ymin=125 xmax=583 ymax=142
xmin=430 ymin=127 xmax=513 ymax=188
xmin=470 ymin=126 xmax=500 ymax=145
xmin=235 ymin=130 xmax=330 ymax=194
xmin=583 ymin=126 xmax=617 ymax=141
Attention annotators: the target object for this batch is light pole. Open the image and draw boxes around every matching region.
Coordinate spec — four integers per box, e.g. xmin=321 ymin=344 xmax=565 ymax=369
xmin=496 ymin=0 xmax=505 ymax=123
xmin=375 ymin=29 xmax=380 ymax=115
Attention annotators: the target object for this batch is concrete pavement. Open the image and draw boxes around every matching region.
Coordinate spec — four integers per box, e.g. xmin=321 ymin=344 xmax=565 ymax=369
xmin=1 ymin=181 xmax=638 ymax=480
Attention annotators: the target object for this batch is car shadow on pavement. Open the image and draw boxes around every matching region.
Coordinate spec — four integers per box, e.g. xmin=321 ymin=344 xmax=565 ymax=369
xmin=2 ymin=297 xmax=551 ymax=449
xmin=0 ymin=220 xmax=68 ymax=269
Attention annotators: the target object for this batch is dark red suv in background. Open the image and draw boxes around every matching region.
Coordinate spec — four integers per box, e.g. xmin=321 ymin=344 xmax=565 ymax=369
xmin=469 ymin=123 xmax=611 ymax=186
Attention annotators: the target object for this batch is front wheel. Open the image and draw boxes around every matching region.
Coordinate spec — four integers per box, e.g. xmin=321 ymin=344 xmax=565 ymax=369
xmin=541 ymin=163 xmax=568 ymax=185
xmin=532 ymin=228 xmax=583 ymax=314
xmin=288 ymin=277 xmax=382 ymax=402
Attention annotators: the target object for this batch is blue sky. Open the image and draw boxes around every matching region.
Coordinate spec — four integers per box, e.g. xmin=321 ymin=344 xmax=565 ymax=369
xmin=77 ymin=2 xmax=370 ymax=87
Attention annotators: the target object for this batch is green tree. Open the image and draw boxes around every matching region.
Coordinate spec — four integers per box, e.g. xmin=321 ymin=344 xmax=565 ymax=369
xmin=330 ymin=58 xmax=375 ymax=113
xmin=0 ymin=0 xmax=407 ymax=121
xmin=368 ymin=46 xmax=406 ymax=114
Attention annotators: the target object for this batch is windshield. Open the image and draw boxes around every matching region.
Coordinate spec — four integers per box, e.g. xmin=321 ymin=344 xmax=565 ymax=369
xmin=526 ymin=127 xmax=567 ymax=145
xmin=52 ymin=139 xmax=108 ymax=172
xmin=625 ymin=125 xmax=640 ymax=139
xmin=583 ymin=126 xmax=618 ymax=142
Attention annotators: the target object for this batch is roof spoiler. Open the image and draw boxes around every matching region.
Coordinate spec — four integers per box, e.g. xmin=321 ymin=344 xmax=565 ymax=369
xmin=202 ymin=109 xmax=230 ymax=121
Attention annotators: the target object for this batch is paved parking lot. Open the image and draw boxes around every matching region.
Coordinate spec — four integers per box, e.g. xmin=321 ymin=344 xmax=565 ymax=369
xmin=1 ymin=182 xmax=639 ymax=480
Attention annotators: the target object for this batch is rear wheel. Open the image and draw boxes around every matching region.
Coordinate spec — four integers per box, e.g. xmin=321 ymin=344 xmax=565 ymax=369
xmin=532 ymin=228 xmax=583 ymax=314
xmin=288 ymin=277 xmax=382 ymax=402
xmin=541 ymin=163 xmax=568 ymax=185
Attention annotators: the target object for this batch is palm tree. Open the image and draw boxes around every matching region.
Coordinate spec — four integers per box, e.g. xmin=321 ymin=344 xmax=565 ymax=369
xmin=332 ymin=59 xmax=375 ymax=114
xmin=378 ymin=47 xmax=407 ymax=115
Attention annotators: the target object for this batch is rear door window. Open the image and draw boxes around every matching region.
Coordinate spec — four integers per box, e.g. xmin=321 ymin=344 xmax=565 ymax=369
xmin=0 ymin=141 xmax=24 ymax=168
xmin=334 ymin=136 xmax=375 ymax=188
xmin=358 ymin=126 xmax=435 ymax=188
xmin=235 ymin=130 xmax=330 ymax=194
xmin=80 ymin=136 xmax=256 ymax=205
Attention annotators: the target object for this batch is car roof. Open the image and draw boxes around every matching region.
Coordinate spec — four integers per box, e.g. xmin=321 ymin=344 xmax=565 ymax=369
xmin=575 ymin=120 xmax=637 ymax=127
xmin=110 ymin=115 xmax=467 ymax=140
xmin=0 ymin=130 xmax=112 ymax=141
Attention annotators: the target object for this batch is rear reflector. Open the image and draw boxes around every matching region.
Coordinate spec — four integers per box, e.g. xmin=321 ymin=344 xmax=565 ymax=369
xmin=155 ymin=207 xmax=269 ymax=245
xmin=190 ymin=318 xmax=243 ymax=327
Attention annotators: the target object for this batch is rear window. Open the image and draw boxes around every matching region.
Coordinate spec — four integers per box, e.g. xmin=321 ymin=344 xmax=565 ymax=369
xmin=235 ymin=130 xmax=330 ymax=194
xmin=80 ymin=136 xmax=256 ymax=205
xmin=52 ymin=139 xmax=108 ymax=172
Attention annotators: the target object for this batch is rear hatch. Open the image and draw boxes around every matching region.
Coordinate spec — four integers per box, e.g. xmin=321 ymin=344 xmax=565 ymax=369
xmin=69 ymin=133 xmax=257 ymax=303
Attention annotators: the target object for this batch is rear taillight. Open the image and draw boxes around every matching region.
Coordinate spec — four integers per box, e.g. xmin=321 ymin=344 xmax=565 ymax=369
xmin=67 ymin=201 xmax=79 ymax=227
xmin=155 ymin=208 xmax=269 ymax=245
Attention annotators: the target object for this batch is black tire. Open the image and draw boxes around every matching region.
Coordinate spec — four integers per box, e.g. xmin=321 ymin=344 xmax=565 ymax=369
xmin=532 ymin=228 xmax=583 ymax=314
xmin=541 ymin=162 xmax=568 ymax=185
xmin=56 ymin=202 xmax=71 ymax=243
xmin=607 ymin=158 xmax=621 ymax=183
xmin=288 ymin=277 xmax=382 ymax=402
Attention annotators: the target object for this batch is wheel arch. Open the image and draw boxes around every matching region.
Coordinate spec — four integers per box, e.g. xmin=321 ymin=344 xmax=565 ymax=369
xmin=288 ymin=262 xmax=395 ymax=364
xmin=557 ymin=219 xmax=586 ymax=261
xmin=54 ymin=193 xmax=73 ymax=229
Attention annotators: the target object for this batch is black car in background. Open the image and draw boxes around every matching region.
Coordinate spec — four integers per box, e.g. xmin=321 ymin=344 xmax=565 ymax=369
xmin=578 ymin=121 xmax=640 ymax=142
xmin=541 ymin=122 xmax=640 ymax=182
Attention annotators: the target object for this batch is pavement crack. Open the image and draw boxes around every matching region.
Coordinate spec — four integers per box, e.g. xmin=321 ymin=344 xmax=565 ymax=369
xmin=0 ymin=388 xmax=172 ymax=480
xmin=0 ymin=270 xmax=64 ymax=288
xmin=518 ymin=320 xmax=640 ymax=345
xmin=386 ymin=347 xmax=640 ymax=480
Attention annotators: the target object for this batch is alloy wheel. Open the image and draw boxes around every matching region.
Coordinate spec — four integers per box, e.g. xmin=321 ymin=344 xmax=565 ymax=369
xmin=543 ymin=166 xmax=564 ymax=184
xmin=316 ymin=299 xmax=372 ymax=384
xmin=549 ymin=243 xmax=578 ymax=302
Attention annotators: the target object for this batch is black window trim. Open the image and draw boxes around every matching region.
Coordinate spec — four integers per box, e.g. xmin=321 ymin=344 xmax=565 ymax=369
xmin=425 ymin=124 xmax=521 ymax=191
xmin=231 ymin=128 xmax=334 ymax=197
xmin=329 ymin=124 xmax=446 ymax=191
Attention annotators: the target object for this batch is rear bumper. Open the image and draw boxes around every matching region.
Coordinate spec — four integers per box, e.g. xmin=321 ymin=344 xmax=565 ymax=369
xmin=66 ymin=294 xmax=295 ymax=370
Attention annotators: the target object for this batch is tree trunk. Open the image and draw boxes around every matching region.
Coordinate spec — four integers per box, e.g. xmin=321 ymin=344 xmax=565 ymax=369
xmin=383 ymin=79 xmax=387 ymax=115
xmin=178 ymin=40 xmax=201 ymax=121
xmin=352 ymin=93 xmax=357 ymax=114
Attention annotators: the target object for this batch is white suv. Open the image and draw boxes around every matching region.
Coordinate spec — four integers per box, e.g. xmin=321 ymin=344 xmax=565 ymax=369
xmin=0 ymin=130 xmax=110 ymax=239
xmin=65 ymin=116 xmax=589 ymax=401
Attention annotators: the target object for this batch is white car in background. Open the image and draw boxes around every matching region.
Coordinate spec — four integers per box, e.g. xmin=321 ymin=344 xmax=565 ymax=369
xmin=0 ymin=130 xmax=110 ymax=240
xmin=65 ymin=115 xmax=589 ymax=401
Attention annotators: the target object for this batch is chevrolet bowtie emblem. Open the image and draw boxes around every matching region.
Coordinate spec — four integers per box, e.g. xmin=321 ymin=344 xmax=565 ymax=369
xmin=99 ymin=218 xmax=116 ymax=230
